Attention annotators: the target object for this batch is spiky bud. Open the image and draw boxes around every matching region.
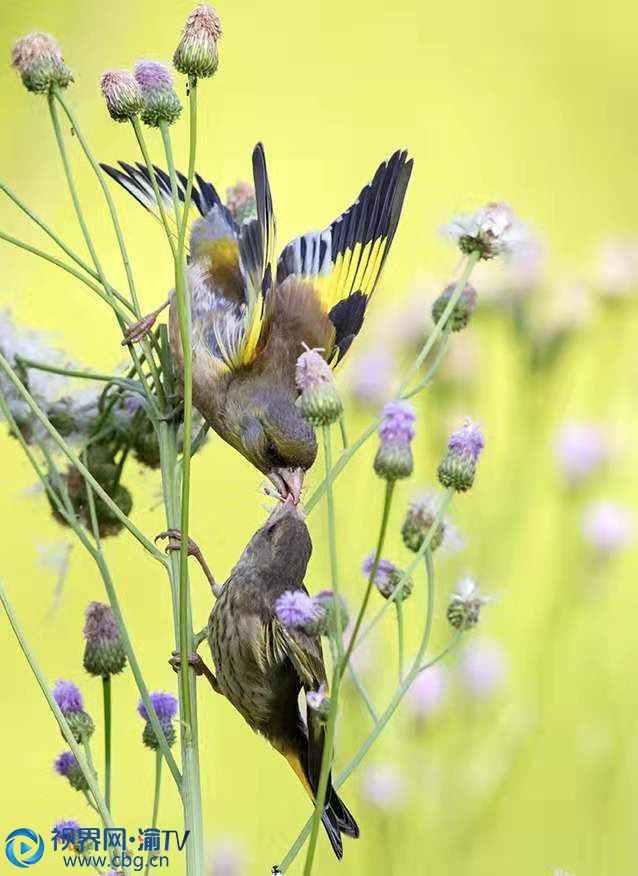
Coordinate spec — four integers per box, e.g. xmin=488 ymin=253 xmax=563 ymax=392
xmin=373 ymin=401 xmax=416 ymax=481
xmin=134 ymin=61 xmax=182 ymax=127
xmin=138 ymin=692 xmax=178 ymax=751
xmin=313 ymin=590 xmax=349 ymax=637
xmin=52 ymin=680 xmax=94 ymax=743
xmin=10 ymin=32 xmax=73 ymax=94
xmin=447 ymin=577 xmax=491 ymax=629
xmin=438 ymin=418 xmax=484 ymax=492
xmin=401 ymin=493 xmax=446 ymax=553
xmin=100 ymin=70 xmax=143 ymax=122
xmin=54 ymin=751 xmax=88 ymax=792
xmin=173 ymin=5 xmax=222 ymax=78
xmin=295 ymin=347 xmax=343 ymax=426
xmin=83 ymin=602 xmax=127 ymax=677
xmin=431 ymin=283 xmax=477 ymax=331
xmin=362 ymin=554 xmax=413 ymax=602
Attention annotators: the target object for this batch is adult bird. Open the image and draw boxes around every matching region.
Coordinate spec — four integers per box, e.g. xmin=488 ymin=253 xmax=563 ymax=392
xmin=102 ymin=146 xmax=412 ymax=501
xmin=168 ymin=500 xmax=359 ymax=860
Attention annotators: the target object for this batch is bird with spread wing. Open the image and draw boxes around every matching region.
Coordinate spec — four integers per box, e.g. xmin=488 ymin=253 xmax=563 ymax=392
xmin=102 ymin=145 xmax=413 ymax=501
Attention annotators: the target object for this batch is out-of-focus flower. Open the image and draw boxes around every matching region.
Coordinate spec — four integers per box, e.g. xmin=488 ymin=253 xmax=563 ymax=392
xmin=458 ymin=639 xmax=507 ymax=700
xmin=208 ymin=836 xmax=246 ymax=876
xmin=554 ymin=422 xmax=607 ymax=484
xmin=406 ymin=665 xmax=448 ymax=719
xmin=100 ymin=70 xmax=143 ymax=122
xmin=361 ymin=764 xmax=407 ymax=811
xmin=443 ymin=203 xmax=528 ymax=260
xmin=53 ymin=680 xmax=95 ymax=742
xmin=226 ymin=181 xmax=256 ymax=222
xmin=361 ymin=553 xmax=413 ymax=601
xmin=401 ymin=492 xmax=446 ymax=553
xmin=134 ymin=60 xmax=182 ymax=127
xmin=374 ymin=400 xmax=416 ymax=481
xmin=54 ymin=751 xmax=88 ymax=792
xmin=138 ymin=691 xmax=179 ymax=750
xmin=447 ymin=577 xmax=491 ymax=630
xmin=296 ymin=346 xmax=342 ymax=426
xmin=438 ymin=418 xmax=485 ymax=493
xmin=544 ymin=276 xmax=594 ymax=337
xmin=275 ymin=590 xmax=320 ymax=631
xmin=347 ymin=349 xmax=396 ymax=406
xmin=11 ymin=32 xmax=73 ymax=94
xmin=174 ymin=5 xmax=222 ymax=78
xmin=52 ymin=819 xmax=81 ymax=852
xmin=306 ymin=684 xmax=331 ymax=723
xmin=313 ymin=590 xmax=349 ymax=636
xmin=83 ymin=602 xmax=127 ymax=677
xmin=595 ymin=237 xmax=638 ymax=299
xmin=582 ymin=502 xmax=633 ymax=553
xmin=431 ymin=283 xmax=477 ymax=331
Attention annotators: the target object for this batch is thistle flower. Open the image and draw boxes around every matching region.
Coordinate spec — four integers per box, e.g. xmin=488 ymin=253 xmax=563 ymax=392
xmin=582 ymin=502 xmax=633 ymax=553
xmin=361 ymin=553 xmax=413 ymax=601
xmin=447 ymin=577 xmax=491 ymax=630
xmin=53 ymin=680 xmax=94 ymax=742
xmin=134 ymin=60 xmax=182 ymax=127
xmin=138 ymin=691 xmax=178 ymax=750
xmin=174 ymin=5 xmax=222 ymax=78
xmin=306 ymin=684 xmax=331 ymax=723
xmin=431 ymin=282 xmax=477 ymax=331
xmin=313 ymin=590 xmax=349 ymax=636
xmin=52 ymin=819 xmax=81 ymax=852
xmin=226 ymin=181 xmax=256 ymax=222
xmin=10 ymin=32 xmax=73 ymax=94
xmin=54 ymin=751 xmax=88 ymax=792
xmin=100 ymin=70 xmax=143 ymax=122
xmin=406 ymin=665 xmax=448 ymax=720
xmin=347 ymin=349 xmax=396 ymax=406
xmin=83 ymin=602 xmax=127 ymax=677
xmin=458 ymin=639 xmax=507 ymax=700
xmin=554 ymin=422 xmax=607 ymax=485
xmin=443 ymin=203 xmax=528 ymax=260
xmin=295 ymin=346 xmax=342 ymax=426
xmin=361 ymin=764 xmax=406 ymax=811
xmin=373 ymin=400 xmax=416 ymax=481
xmin=437 ymin=418 xmax=485 ymax=492
xmin=401 ymin=492 xmax=446 ymax=553
xmin=275 ymin=590 xmax=320 ymax=633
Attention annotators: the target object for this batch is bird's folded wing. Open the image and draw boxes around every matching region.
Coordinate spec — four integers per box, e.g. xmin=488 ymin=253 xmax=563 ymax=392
xmin=274 ymin=150 xmax=413 ymax=365
xmin=262 ymin=617 xmax=327 ymax=690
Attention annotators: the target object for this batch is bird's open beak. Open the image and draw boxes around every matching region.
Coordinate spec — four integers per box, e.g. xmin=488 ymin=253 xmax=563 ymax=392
xmin=267 ymin=467 xmax=305 ymax=505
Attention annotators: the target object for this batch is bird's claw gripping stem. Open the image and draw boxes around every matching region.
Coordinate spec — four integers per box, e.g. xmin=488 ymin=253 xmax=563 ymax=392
xmin=169 ymin=650 xmax=220 ymax=693
xmin=155 ymin=528 xmax=221 ymax=595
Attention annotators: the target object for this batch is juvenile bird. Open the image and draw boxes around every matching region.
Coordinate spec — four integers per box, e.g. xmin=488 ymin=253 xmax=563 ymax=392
xmin=102 ymin=146 xmax=412 ymax=501
xmin=168 ymin=502 xmax=358 ymax=860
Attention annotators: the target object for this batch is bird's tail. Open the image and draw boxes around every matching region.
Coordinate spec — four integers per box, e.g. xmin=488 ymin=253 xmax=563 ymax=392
xmin=283 ymin=715 xmax=359 ymax=860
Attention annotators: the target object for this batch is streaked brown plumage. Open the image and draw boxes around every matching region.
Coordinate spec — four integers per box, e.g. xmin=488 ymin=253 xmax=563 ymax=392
xmin=207 ymin=501 xmax=358 ymax=859
xmin=102 ymin=146 xmax=412 ymax=501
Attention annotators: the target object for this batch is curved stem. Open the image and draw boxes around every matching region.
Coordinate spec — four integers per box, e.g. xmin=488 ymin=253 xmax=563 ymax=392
xmin=402 ymin=322 xmax=453 ymax=400
xmin=103 ymin=675 xmax=112 ymax=811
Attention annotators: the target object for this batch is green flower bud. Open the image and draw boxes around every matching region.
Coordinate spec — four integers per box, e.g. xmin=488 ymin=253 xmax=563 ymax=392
xmin=401 ymin=494 xmax=446 ymax=553
xmin=11 ymin=33 xmax=73 ymax=95
xmin=314 ymin=590 xmax=349 ymax=637
xmin=173 ymin=5 xmax=222 ymax=78
xmin=447 ymin=577 xmax=491 ymax=629
xmin=83 ymin=603 xmax=127 ymax=678
xmin=431 ymin=283 xmax=477 ymax=331
xmin=374 ymin=443 xmax=414 ymax=481
xmin=142 ymin=719 xmax=176 ymax=751
xmin=100 ymin=70 xmax=143 ymax=122
xmin=437 ymin=453 xmax=476 ymax=492
xmin=65 ymin=709 xmax=95 ymax=743
xmin=295 ymin=347 xmax=343 ymax=426
xmin=133 ymin=61 xmax=182 ymax=128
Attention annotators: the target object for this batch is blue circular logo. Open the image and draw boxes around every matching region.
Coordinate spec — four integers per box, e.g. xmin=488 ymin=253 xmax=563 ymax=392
xmin=5 ymin=830 xmax=44 ymax=868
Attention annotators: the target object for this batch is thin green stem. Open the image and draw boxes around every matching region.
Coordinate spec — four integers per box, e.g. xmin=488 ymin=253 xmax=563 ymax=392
xmin=402 ymin=322 xmax=453 ymax=400
xmin=396 ymin=599 xmax=405 ymax=682
xmin=103 ymin=675 xmax=112 ymax=811
xmin=338 ymin=415 xmax=348 ymax=449
xmin=131 ymin=117 xmax=177 ymax=258
xmin=322 ymin=425 xmax=343 ymax=655
xmin=15 ymin=356 xmax=127 ymax=384
xmin=346 ymin=664 xmax=378 ymax=723
xmin=144 ymin=752 xmax=163 ymax=876
xmin=341 ymin=479 xmax=395 ymax=667
xmin=82 ymin=790 xmax=99 ymax=814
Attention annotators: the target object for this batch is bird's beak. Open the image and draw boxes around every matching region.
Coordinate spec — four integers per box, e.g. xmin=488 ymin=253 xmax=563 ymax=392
xmin=267 ymin=467 xmax=305 ymax=505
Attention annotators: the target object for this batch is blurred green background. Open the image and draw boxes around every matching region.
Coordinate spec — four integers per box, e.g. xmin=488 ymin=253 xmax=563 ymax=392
xmin=1 ymin=0 xmax=637 ymax=874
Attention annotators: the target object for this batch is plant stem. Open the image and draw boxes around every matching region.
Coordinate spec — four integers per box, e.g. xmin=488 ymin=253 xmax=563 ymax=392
xmin=342 ymin=480 xmax=395 ymax=666
xmin=338 ymin=415 xmax=348 ymax=449
xmin=144 ymin=752 xmax=163 ymax=876
xmin=15 ymin=356 xmax=127 ymax=384
xmin=103 ymin=675 xmax=112 ymax=811
xmin=131 ymin=117 xmax=177 ymax=257
xmin=396 ymin=599 xmax=405 ymax=682
xmin=346 ymin=664 xmax=378 ymax=723
xmin=321 ymin=425 xmax=343 ymax=655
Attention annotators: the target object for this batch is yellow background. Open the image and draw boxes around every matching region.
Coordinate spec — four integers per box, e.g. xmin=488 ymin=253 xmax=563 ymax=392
xmin=1 ymin=0 xmax=637 ymax=874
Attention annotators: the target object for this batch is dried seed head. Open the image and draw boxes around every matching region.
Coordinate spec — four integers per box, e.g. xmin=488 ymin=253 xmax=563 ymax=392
xmin=11 ymin=32 xmax=73 ymax=94
xmin=174 ymin=5 xmax=222 ymax=78
xmin=100 ymin=70 xmax=143 ymax=122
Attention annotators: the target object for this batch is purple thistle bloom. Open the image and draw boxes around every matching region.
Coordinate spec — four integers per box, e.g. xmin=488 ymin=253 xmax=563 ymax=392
xmin=83 ymin=602 xmax=119 ymax=643
xmin=447 ymin=418 xmax=485 ymax=462
xmin=361 ymin=553 xmax=397 ymax=588
xmin=458 ymin=640 xmax=507 ymax=700
xmin=361 ymin=764 xmax=406 ymax=811
xmin=54 ymin=751 xmax=77 ymax=776
xmin=582 ymin=502 xmax=633 ymax=553
xmin=53 ymin=680 xmax=83 ymax=713
xmin=275 ymin=590 xmax=319 ymax=629
xmin=379 ymin=401 xmax=416 ymax=447
xmin=133 ymin=60 xmax=173 ymax=91
xmin=54 ymin=819 xmax=80 ymax=833
xmin=406 ymin=665 xmax=448 ymax=719
xmin=554 ymin=421 xmax=607 ymax=484
xmin=138 ymin=691 xmax=178 ymax=722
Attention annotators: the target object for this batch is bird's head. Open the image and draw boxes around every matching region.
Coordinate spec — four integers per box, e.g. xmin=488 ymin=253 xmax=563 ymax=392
xmin=232 ymin=386 xmax=318 ymax=503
